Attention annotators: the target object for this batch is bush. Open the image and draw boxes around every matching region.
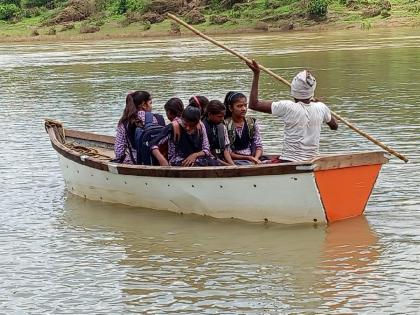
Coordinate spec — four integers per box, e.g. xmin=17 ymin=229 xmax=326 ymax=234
xmin=47 ymin=0 xmax=94 ymax=25
xmin=169 ymin=21 xmax=180 ymax=35
xmin=115 ymin=0 xmax=150 ymax=14
xmin=408 ymin=4 xmax=420 ymax=14
xmin=210 ymin=0 xmax=247 ymax=10
xmin=184 ymin=9 xmax=206 ymax=25
xmin=59 ymin=22 xmax=75 ymax=31
xmin=209 ymin=14 xmax=230 ymax=25
xmin=142 ymin=20 xmax=150 ymax=30
xmin=0 ymin=3 xmax=20 ymax=20
xmin=307 ymin=0 xmax=328 ymax=18
xmin=254 ymin=21 xmax=269 ymax=31
xmin=79 ymin=21 xmax=100 ymax=33
xmin=148 ymin=0 xmax=182 ymax=15
xmin=126 ymin=0 xmax=150 ymax=12
xmin=47 ymin=26 xmax=56 ymax=34
xmin=22 ymin=6 xmax=45 ymax=17
xmin=0 ymin=0 xmax=21 ymax=7
xmin=141 ymin=12 xmax=164 ymax=23
xmin=21 ymin=0 xmax=54 ymax=9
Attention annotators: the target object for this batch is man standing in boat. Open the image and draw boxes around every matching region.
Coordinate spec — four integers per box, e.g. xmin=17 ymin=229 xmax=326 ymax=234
xmin=246 ymin=60 xmax=338 ymax=163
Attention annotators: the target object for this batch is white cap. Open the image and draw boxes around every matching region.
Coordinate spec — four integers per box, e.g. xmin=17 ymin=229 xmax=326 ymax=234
xmin=290 ymin=70 xmax=317 ymax=100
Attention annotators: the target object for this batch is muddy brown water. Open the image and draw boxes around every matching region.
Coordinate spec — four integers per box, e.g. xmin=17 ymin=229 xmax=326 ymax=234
xmin=0 ymin=28 xmax=419 ymax=313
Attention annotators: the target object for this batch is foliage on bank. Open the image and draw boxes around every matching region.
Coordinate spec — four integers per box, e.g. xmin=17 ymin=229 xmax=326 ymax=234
xmin=0 ymin=0 xmax=418 ymax=37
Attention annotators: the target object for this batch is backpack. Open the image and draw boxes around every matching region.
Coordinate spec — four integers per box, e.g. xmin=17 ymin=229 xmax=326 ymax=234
xmin=134 ymin=112 xmax=166 ymax=165
xmin=203 ymin=118 xmax=226 ymax=158
xmin=225 ymin=116 xmax=256 ymax=146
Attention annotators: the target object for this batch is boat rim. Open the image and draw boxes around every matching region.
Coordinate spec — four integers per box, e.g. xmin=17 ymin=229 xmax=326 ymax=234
xmin=45 ymin=119 xmax=390 ymax=178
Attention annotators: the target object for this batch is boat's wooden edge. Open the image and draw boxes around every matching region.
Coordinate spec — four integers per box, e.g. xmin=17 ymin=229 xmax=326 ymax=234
xmin=65 ymin=128 xmax=115 ymax=145
xmin=312 ymin=152 xmax=390 ymax=171
xmin=45 ymin=120 xmax=390 ymax=178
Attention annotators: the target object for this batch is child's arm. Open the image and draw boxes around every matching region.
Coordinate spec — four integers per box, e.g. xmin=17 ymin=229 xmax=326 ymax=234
xmin=223 ymin=150 xmax=235 ymax=165
xmin=152 ymin=148 xmax=169 ymax=166
xmin=114 ymin=124 xmax=128 ymax=161
xmin=252 ymin=121 xmax=263 ymax=160
xmin=221 ymin=126 xmax=235 ymax=165
xmin=182 ymin=150 xmax=205 ymax=167
xmin=230 ymin=151 xmax=261 ymax=164
xmin=149 ymin=125 xmax=172 ymax=166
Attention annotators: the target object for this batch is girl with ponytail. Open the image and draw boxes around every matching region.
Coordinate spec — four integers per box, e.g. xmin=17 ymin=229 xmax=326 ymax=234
xmin=114 ymin=91 xmax=164 ymax=164
xmin=189 ymin=95 xmax=209 ymax=119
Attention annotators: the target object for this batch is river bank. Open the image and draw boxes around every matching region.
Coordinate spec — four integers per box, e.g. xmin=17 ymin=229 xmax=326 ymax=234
xmin=0 ymin=3 xmax=419 ymax=43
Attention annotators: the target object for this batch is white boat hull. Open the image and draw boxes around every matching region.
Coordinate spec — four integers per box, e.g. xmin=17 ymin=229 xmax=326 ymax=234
xmin=59 ymin=155 xmax=327 ymax=224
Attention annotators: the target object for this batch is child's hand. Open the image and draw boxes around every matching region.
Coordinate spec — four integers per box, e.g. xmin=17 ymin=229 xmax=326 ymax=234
xmin=182 ymin=153 xmax=197 ymax=167
xmin=248 ymin=156 xmax=261 ymax=164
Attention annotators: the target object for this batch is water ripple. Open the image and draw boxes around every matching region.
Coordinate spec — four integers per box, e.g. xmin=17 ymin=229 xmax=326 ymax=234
xmin=0 ymin=28 xmax=419 ymax=313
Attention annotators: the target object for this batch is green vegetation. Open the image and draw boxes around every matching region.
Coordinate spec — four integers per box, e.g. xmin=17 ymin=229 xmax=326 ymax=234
xmin=0 ymin=0 xmax=418 ymax=41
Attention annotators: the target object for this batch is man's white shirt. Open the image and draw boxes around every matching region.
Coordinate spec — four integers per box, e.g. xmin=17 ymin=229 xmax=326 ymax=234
xmin=271 ymin=100 xmax=332 ymax=162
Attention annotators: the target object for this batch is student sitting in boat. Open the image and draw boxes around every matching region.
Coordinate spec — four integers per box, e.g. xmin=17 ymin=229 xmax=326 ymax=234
xmin=114 ymin=91 xmax=165 ymax=164
xmin=202 ymin=100 xmax=235 ymax=166
xmin=151 ymin=103 xmax=218 ymax=167
xmin=156 ymin=97 xmax=185 ymax=161
xmin=189 ymin=95 xmax=209 ymax=118
xmin=224 ymin=91 xmax=264 ymax=165
xmin=164 ymin=97 xmax=184 ymax=122
xmin=246 ymin=59 xmax=338 ymax=163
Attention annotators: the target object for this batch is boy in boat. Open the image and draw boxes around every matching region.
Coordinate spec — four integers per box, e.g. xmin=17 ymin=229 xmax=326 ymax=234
xmin=114 ymin=91 xmax=165 ymax=164
xmin=224 ymin=91 xmax=264 ymax=165
xmin=246 ymin=60 xmax=338 ymax=163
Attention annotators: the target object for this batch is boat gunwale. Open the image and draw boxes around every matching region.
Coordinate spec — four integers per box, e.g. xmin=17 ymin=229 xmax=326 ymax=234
xmin=45 ymin=121 xmax=390 ymax=178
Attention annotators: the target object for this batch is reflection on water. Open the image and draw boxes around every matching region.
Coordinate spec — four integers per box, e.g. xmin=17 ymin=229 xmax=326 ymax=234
xmin=0 ymin=28 xmax=419 ymax=313
xmin=63 ymin=194 xmax=379 ymax=313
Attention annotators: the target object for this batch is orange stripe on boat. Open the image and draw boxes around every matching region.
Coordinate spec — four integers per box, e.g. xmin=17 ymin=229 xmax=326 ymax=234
xmin=314 ymin=164 xmax=382 ymax=222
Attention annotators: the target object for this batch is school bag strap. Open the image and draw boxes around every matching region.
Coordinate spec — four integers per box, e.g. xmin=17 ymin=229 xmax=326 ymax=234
xmin=196 ymin=121 xmax=202 ymax=134
xmin=172 ymin=120 xmax=181 ymax=144
xmin=224 ymin=117 xmax=235 ymax=145
xmin=224 ymin=116 xmax=256 ymax=147
xmin=144 ymin=111 xmax=154 ymax=127
xmin=123 ymin=123 xmax=136 ymax=164
xmin=216 ymin=123 xmax=226 ymax=149
xmin=246 ymin=116 xmax=256 ymax=140
xmin=153 ymin=113 xmax=166 ymax=127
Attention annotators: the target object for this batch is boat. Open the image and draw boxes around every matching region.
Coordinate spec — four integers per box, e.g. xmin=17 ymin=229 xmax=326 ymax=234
xmin=45 ymin=119 xmax=390 ymax=224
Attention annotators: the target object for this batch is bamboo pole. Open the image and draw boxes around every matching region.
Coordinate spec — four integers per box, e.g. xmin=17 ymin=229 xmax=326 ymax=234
xmin=167 ymin=13 xmax=408 ymax=163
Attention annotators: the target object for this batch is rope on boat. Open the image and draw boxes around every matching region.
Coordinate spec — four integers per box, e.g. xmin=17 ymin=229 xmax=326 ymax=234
xmin=64 ymin=142 xmax=113 ymax=160
xmin=45 ymin=119 xmax=112 ymax=161
xmin=45 ymin=118 xmax=66 ymax=143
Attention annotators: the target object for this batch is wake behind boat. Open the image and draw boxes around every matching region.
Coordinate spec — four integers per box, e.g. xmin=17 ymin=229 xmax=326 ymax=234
xmin=45 ymin=119 xmax=389 ymax=224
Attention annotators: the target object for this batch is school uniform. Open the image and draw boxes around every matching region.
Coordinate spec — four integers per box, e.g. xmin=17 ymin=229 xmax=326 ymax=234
xmin=226 ymin=118 xmax=263 ymax=156
xmin=152 ymin=118 xmax=213 ymax=166
xmin=114 ymin=110 xmax=165 ymax=164
xmin=202 ymin=118 xmax=231 ymax=161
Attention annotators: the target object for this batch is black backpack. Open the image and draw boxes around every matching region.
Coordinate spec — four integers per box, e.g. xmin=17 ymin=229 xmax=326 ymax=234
xmin=134 ymin=112 xmax=166 ymax=165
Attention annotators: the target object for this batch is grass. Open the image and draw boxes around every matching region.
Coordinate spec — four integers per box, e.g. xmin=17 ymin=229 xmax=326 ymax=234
xmin=0 ymin=0 xmax=419 ymax=42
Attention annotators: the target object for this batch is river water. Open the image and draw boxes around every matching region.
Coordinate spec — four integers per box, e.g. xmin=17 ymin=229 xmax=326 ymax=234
xmin=0 ymin=28 xmax=419 ymax=313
